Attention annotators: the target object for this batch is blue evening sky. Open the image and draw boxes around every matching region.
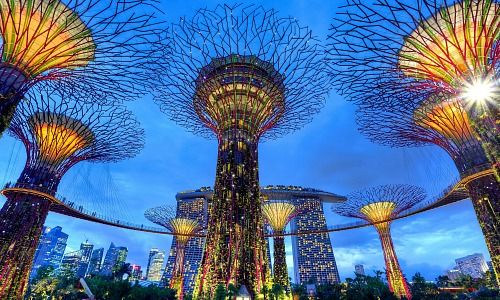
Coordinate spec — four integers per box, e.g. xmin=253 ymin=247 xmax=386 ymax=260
xmin=0 ymin=0 xmax=490 ymax=283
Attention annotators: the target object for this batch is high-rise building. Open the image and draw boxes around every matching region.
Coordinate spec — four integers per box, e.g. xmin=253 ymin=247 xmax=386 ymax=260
xmin=76 ymin=241 xmax=94 ymax=278
xmin=446 ymin=268 xmax=462 ymax=282
xmin=290 ymin=192 xmax=342 ymax=284
xmin=455 ymin=253 xmax=489 ymax=279
xmin=87 ymin=248 xmax=104 ymax=276
xmin=30 ymin=226 xmax=68 ymax=280
xmin=60 ymin=250 xmax=83 ymax=277
xmin=163 ymin=188 xmax=209 ymax=292
xmin=355 ymin=264 xmax=365 ymax=276
xmin=100 ymin=242 xmax=128 ymax=276
xmin=163 ymin=186 xmax=344 ymax=290
xmin=146 ymin=248 xmax=165 ymax=282
xmin=129 ymin=265 xmax=143 ymax=281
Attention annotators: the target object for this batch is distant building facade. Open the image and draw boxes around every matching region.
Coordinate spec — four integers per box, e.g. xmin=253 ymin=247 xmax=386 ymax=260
xmin=129 ymin=265 xmax=143 ymax=281
xmin=146 ymin=248 xmax=165 ymax=282
xmin=162 ymin=186 xmax=344 ymax=290
xmin=163 ymin=188 xmax=209 ymax=292
xmin=77 ymin=241 xmax=94 ymax=278
xmin=30 ymin=226 xmax=68 ymax=280
xmin=60 ymin=250 xmax=83 ymax=276
xmin=446 ymin=268 xmax=462 ymax=281
xmin=455 ymin=253 xmax=489 ymax=279
xmin=100 ymin=242 xmax=128 ymax=276
xmin=355 ymin=264 xmax=365 ymax=276
xmin=87 ymin=248 xmax=104 ymax=276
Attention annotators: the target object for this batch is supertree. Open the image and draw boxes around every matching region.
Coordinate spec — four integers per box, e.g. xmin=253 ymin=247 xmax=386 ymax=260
xmin=327 ymin=0 xmax=500 ymax=283
xmin=0 ymin=0 xmax=163 ymax=135
xmin=0 ymin=89 xmax=144 ymax=298
xmin=335 ymin=184 xmax=426 ymax=299
xmin=154 ymin=4 xmax=330 ymax=298
xmin=145 ymin=205 xmax=202 ymax=300
xmin=262 ymin=201 xmax=297 ymax=290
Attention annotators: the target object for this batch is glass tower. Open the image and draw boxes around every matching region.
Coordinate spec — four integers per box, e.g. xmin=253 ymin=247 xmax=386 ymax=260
xmin=30 ymin=226 xmax=68 ymax=280
xmin=100 ymin=242 xmax=128 ymax=277
xmin=87 ymin=248 xmax=104 ymax=276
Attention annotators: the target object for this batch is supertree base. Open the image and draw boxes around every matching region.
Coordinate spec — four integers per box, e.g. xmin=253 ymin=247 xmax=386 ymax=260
xmin=273 ymin=235 xmax=289 ymax=289
xmin=196 ymin=131 xmax=267 ymax=298
xmin=466 ymin=173 xmax=500 ymax=284
xmin=0 ymin=193 xmax=51 ymax=299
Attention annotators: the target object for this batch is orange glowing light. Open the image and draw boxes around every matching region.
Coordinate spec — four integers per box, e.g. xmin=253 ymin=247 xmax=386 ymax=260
xmin=0 ymin=0 xmax=95 ymax=77
xmin=398 ymin=0 xmax=498 ymax=86
xmin=262 ymin=202 xmax=296 ymax=232
xmin=29 ymin=113 xmax=93 ymax=164
xmin=169 ymin=218 xmax=200 ymax=245
xmin=415 ymin=96 xmax=475 ymax=143
xmin=360 ymin=201 xmax=396 ymax=224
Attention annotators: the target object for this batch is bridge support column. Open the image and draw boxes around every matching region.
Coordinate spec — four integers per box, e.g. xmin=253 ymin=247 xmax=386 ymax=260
xmin=0 ymin=193 xmax=51 ymax=299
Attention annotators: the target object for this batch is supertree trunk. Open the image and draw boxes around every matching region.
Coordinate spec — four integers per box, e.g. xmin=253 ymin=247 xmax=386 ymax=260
xmin=375 ymin=223 xmax=411 ymax=300
xmin=273 ymin=233 xmax=289 ymax=289
xmin=0 ymin=193 xmax=51 ymax=299
xmin=171 ymin=243 xmax=187 ymax=300
xmin=465 ymin=174 xmax=500 ymax=284
xmin=0 ymin=99 xmax=19 ymax=137
xmin=196 ymin=130 xmax=267 ymax=298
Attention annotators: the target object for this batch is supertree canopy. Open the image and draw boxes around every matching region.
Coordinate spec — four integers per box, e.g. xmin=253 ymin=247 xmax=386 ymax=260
xmin=0 ymin=89 xmax=144 ymax=298
xmin=145 ymin=206 xmax=202 ymax=300
xmin=155 ymin=4 xmax=329 ymax=297
xmin=335 ymin=184 xmax=426 ymax=299
xmin=262 ymin=201 xmax=297 ymax=289
xmin=327 ymin=0 xmax=500 ymax=284
xmin=0 ymin=0 xmax=162 ymax=135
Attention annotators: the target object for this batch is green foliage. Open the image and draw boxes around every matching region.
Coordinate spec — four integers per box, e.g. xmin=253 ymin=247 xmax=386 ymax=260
xmin=26 ymin=274 xmax=177 ymax=300
xmin=214 ymin=284 xmax=227 ymax=300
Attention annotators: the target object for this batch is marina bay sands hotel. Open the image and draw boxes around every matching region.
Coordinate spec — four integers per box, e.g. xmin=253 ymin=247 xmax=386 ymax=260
xmin=163 ymin=186 xmax=345 ymax=292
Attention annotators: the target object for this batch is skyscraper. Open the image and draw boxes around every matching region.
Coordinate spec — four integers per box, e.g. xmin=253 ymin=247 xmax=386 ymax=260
xmin=77 ymin=241 xmax=94 ymax=278
xmin=163 ymin=188 xmax=209 ymax=292
xmin=100 ymin=243 xmax=128 ymax=277
xmin=355 ymin=264 xmax=365 ymax=276
xmin=87 ymin=248 xmax=104 ymax=276
xmin=146 ymin=248 xmax=165 ymax=282
xmin=60 ymin=250 xmax=83 ymax=277
xmin=163 ymin=186 xmax=343 ymax=290
xmin=456 ymin=253 xmax=489 ymax=279
xmin=30 ymin=226 xmax=68 ymax=280
xmin=291 ymin=195 xmax=341 ymax=284
xmin=129 ymin=265 xmax=143 ymax=281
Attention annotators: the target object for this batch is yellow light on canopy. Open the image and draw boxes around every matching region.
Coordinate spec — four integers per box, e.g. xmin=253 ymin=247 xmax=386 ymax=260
xmin=29 ymin=112 xmax=94 ymax=165
xmin=0 ymin=0 xmax=95 ymax=78
xmin=360 ymin=201 xmax=396 ymax=224
xmin=262 ymin=202 xmax=296 ymax=232
xmin=414 ymin=96 xmax=474 ymax=143
xmin=398 ymin=0 xmax=499 ymax=86
xmin=169 ymin=218 xmax=200 ymax=245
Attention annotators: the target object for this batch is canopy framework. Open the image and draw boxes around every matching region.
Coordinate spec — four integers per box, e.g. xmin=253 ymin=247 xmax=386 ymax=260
xmin=262 ymin=201 xmax=297 ymax=289
xmin=0 ymin=89 xmax=144 ymax=298
xmin=336 ymin=184 xmax=426 ymax=299
xmin=327 ymin=0 xmax=500 ymax=284
xmin=145 ymin=206 xmax=201 ymax=300
xmin=0 ymin=0 xmax=163 ymax=135
xmin=155 ymin=4 xmax=330 ymax=298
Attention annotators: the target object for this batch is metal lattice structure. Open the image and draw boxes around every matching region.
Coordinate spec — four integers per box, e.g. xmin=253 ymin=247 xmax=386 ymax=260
xmin=145 ymin=206 xmax=201 ymax=300
xmin=0 ymin=89 xmax=144 ymax=298
xmin=0 ymin=0 xmax=163 ymax=135
xmin=327 ymin=0 xmax=500 ymax=284
xmin=155 ymin=4 xmax=330 ymax=298
xmin=336 ymin=184 xmax=426 ymax=299
xmin=262 ymin=201 xmax=297 ymax=289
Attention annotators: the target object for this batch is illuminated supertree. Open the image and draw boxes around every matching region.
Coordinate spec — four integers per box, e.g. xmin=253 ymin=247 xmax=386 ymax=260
xmin=155 ymin=4 xmax=329 ymax=298
xmin=0 ymin=0 xmax=162 ymax=135
xmin=145 ymin=206 xmax=202 ymax=300
xmin=335 ymin=184 xmax=426 ymax=299
xmin=262 ymin=201 xmax=297 ymax=290
xmin=0 ymin=89 xmax=144 ymax=298
xmin=327 ymin=0 xmax=500 ymax=283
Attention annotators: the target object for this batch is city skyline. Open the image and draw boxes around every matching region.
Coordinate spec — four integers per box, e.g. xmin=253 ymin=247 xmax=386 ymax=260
xmin=0 ymin=0 xmax=493 ymax=289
